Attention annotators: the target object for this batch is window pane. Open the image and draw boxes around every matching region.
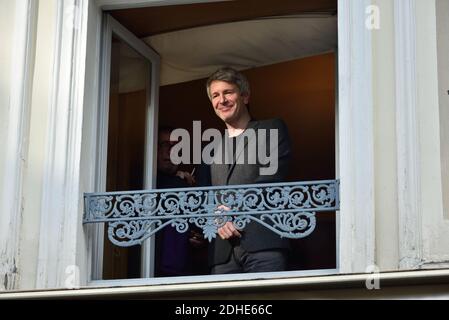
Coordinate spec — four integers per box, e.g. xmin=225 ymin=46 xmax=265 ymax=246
xmin=103 ymin=34 xmax=151 ymax=280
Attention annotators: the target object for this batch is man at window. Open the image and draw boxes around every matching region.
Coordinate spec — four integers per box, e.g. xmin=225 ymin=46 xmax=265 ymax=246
xmin=206 ymin=67 xmax=292 ymax=274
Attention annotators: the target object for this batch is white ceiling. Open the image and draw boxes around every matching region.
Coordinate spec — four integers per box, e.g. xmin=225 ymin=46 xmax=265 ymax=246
xmin=116 ymin=15 xmax=337 ymax=92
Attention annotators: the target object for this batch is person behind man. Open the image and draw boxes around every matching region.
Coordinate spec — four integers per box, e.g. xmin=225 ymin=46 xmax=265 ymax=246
xmin=206 ymin=67 xmax=292 ymax=274
xmin=155 ymin=126 xmax=199 ymax=277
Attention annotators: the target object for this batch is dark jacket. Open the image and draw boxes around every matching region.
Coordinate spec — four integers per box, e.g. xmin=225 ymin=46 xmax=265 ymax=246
xmin=209 ymin=118 xmax=292 ymax=266
xmin=155 ymin=172 xmax=191 ymax=276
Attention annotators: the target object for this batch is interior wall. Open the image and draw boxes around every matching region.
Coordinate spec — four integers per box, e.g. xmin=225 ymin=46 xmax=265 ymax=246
xmin=244 ymin=53 xmax=336 ymax=181
xmin=103 ymin=90 xmax=146 ymax=280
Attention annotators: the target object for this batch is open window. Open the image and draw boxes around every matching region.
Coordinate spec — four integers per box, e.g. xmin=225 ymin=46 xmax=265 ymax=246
xmin=95 ymin=15 xmax=160 ymax=279
xmin=85 ymin=0 xmax=338 ymax=281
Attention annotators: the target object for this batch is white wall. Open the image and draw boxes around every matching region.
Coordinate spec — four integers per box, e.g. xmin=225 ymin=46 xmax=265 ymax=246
xmin=33 ymin=0 xmax=91 ymax=289
xmin=436 ymin=0 xmax=449 ymax=222
xmin=0 ymin=0 xmax=39 ymax=290
xmin=415 ymin=0 xmax=448 ymax=266
xmin=0 ymin=0 xmax=15 ymax=157
xmin=19 ymin=0 xmax=57 ymax=290
xmin=0 ymin=0 xmax=17 ymax=291
xmin=0 ymin=1 xmax=15 ymax=205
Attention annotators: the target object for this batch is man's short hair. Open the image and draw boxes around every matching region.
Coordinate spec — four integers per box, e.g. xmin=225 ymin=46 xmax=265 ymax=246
xmin=206 ymin=67 xmax=250 ymax=100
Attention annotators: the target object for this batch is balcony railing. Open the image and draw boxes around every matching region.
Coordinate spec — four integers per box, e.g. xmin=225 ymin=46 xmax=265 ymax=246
xmin=83 ymin=180 xmax=339 ymax=247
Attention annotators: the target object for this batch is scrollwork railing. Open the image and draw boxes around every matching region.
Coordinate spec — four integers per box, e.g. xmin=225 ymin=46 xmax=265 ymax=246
xmin=83 ymin=180 xmax=339 ymax=247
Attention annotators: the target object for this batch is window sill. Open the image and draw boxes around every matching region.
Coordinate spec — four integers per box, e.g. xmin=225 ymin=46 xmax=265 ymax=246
xmin=2 ymin=269 xmax=449 ymax=299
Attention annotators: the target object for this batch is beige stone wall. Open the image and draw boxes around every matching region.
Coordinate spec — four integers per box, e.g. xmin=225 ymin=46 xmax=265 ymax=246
xmin=0 ymin=0 xmax=59 ymax=290
xmin=370 ymin=0 xmax=448 ymax=270
xmin=18 ymin=0 xmax=57 ymax=290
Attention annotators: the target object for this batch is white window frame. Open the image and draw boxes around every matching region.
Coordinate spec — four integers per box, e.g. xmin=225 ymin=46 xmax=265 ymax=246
xmin=37 ymin=0 xmax=378 ymax=288
xmin=93 ymin=13 xmax=161 ymax=280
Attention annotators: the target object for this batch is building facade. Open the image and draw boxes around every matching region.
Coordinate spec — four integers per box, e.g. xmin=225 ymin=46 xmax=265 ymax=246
xmin=1 ymin=0 xmax=449 ymax=299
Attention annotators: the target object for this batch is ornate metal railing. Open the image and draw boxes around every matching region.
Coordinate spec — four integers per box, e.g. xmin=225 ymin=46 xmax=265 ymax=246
xmin=83 ymin=180 xmax=339 ymax=247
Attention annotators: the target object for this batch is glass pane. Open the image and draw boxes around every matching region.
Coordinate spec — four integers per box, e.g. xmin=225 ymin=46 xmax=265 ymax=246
xmin=103 ymin=34 xmax=151 ymax=280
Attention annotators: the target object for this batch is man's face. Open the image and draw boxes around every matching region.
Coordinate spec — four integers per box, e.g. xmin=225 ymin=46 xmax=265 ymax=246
xmin=209 ymin=80 xmax=249 ymax=124
xmin=157 ymin=131 xmax=178 ymax=175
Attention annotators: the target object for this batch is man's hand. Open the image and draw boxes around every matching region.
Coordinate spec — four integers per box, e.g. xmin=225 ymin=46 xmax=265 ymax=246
xmin=216 ymin=205 xmax=241 ymax=240
xmin=189 ymin=229 xmax=206 ymax=248
xmin=176 ymin=170 xmax=196 ymax=186
xmin=218 ymin=221 xmax=242 ymax=240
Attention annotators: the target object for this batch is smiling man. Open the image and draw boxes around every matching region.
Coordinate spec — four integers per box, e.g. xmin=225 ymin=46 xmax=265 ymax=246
xmin=208 ymin=71 xmax=251 ymax=137
xmin=205 ymin=67 xmax=292 ymax=274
